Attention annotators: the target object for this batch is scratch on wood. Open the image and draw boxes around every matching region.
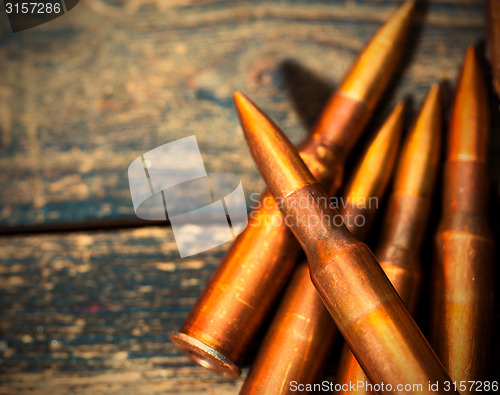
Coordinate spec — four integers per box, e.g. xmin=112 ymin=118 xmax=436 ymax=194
xmin=23 ymin=48 xmax=46 ymax=219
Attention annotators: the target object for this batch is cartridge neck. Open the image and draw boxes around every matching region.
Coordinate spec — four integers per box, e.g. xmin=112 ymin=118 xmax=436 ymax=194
xmin=442 ymin=160 xmax=489 ymax=217
xmin=340 ymin=204 xmax=378 ymax=242
xmin=309 ymin=91 xmax=371 ymax=158
xmin=376 ymin=193 xmax=431 ymax=257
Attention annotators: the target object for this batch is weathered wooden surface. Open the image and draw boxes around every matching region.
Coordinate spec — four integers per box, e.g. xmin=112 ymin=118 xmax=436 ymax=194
xmin=0 ymin=0 xmax=495 ymax=228
xmin=0 ymin=227 xmax=498 ymax=393
xmin=1 ymin=0 xmax=499 ymax=393
xmin=0 ymin=228 xmax=247 ymax=394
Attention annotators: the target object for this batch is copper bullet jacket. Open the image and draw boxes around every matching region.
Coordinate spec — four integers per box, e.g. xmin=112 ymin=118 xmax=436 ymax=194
xmin=240 ymin=103 xmax=404 ymax=395
xmin=431 ymin=47 xmax=495 ymax=392
xmin=339 ymin=1 xmax=415 ymax=111
xmin=335 ymin=85 xmax=442 ymax=395
xmin=235 ymin=91 xmax=456 ymax=394
xmin=240 ymin=261 xmax=335 ymax=394
xmin=171 ymin=0 xmax=416 ymax=377
xmin=170 ymin=195 xmax=301 ymax=377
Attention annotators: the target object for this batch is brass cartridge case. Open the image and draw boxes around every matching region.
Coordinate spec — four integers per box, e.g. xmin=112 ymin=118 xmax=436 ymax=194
xmin=240 ymin=103 xmax=404 ymax=394
xmin=335 ymin=85 xmax=442 ymax=394
xmin=431 ymin=47 xmax=494 ymax=393
xmin=234 ymin=91 xmax=457 ymax=394
xmin=171 ymin=0 xmax=416 ymax=377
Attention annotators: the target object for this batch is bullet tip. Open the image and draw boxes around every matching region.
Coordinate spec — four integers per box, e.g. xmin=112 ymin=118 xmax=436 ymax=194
xmin=394 ymin=85 xmax=442 ymax=197
xmin=233 ymin=91 xmax=246 ymax=107
xmin=394 ymin=100 xmax=405 ymax=115
xmin=449 ymin=45 xmax=489 ymax=162
xmin=466 ymin=45 xmax=476 ymax=58
xmin=234 ymin=92 xmax=317 ymax=199
xmin=427 ymin=83 xmax=441 ymax=105
xmin=338 ymin=0 xmax=416 ymax=108
xmin=430 ymin=82 xmax=441 ymax=91
xmin=345 ymin=102 xmax=404 ymax=210
xmin=402 ymin=0 xmax=416 ymax=14
xmin=233 ymin=91 xmax=254 ymax=122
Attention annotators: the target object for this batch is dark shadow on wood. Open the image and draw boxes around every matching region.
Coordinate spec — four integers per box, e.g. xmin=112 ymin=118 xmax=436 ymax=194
xmin=414 ymin=78 xmax=451 ymax=341
xmin=278 ymin=59 xmax=336 ymax=131
xmin=0 ymin=217 xmax=171 ymax=236
xmin=339 ymin=0 xmax=430 ymax=207
xmin=374 ymin=0 xmax=430 ymax=114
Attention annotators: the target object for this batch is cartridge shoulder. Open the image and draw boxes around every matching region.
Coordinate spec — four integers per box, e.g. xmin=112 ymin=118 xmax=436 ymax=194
xmin=436 ymin=214 xmax=494 ymax=241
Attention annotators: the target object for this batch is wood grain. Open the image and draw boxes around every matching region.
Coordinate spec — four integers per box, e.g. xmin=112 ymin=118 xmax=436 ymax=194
xmin=0 ymin=227 xmax=247 ymax=394
xmin=0 ymin=227 xmax=498 ymax=393
xmin=0 ymin=0 xmax=498 ymax=393
xmin=0 ymin=0 xmax=494 ymax=228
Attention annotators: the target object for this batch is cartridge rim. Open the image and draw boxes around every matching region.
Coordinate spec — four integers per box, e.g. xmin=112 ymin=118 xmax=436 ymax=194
xmin=169 ymin=331 xmax=241 ymax=378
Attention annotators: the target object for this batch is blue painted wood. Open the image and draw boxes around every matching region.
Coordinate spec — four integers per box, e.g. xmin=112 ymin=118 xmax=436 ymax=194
xmin=0 ymin=0 xmax=492 ymax=228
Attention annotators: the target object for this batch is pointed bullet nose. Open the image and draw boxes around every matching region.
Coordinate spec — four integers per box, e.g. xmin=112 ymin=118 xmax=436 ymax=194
xmin=233 ymin=91 xmax=254 ymax=124
xmin=233 ymin=91 xmax=278 ymax=150
xmin=381 ymin=101 xmax=406 ymax=137
xmin=234 ymin=91 xmax=316 ymax=199
xmin=449 ymin=46 xmax=489 ymax=163
xmin=339 ymin=0 xmax=416 ymax=109
xmin=345 ymin=101 xmax=405 ymax=207
xmin=371 ymin=100 xmax=405 ymax=158
xmin=233 ymin=91 xmax=246 ymax=108
xmin=394 ymin=84 xmax=442 ymax=198
xmin=427 ymin=83 xmax=441 ymax=103
xmin=464 ymin=45 xmax=477 ymax=71
xmin=233 ymin=91 xmax=264 ymax=135
xmin=415 ymin=84 xmax=441 ymax=136
xmin=396 ymin=0 xmax=416 ymax=21
xmin=384 ymin=0 xmax=416 ymax=36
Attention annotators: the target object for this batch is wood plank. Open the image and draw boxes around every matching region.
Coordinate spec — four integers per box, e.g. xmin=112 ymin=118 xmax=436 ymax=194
xmin=0 ymin=0 xmax=494 ymax=228
xmin=0 ymin=227 xmax=499 ymax=393
xmin=0 ymin=227 xmax=247 ymax=393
